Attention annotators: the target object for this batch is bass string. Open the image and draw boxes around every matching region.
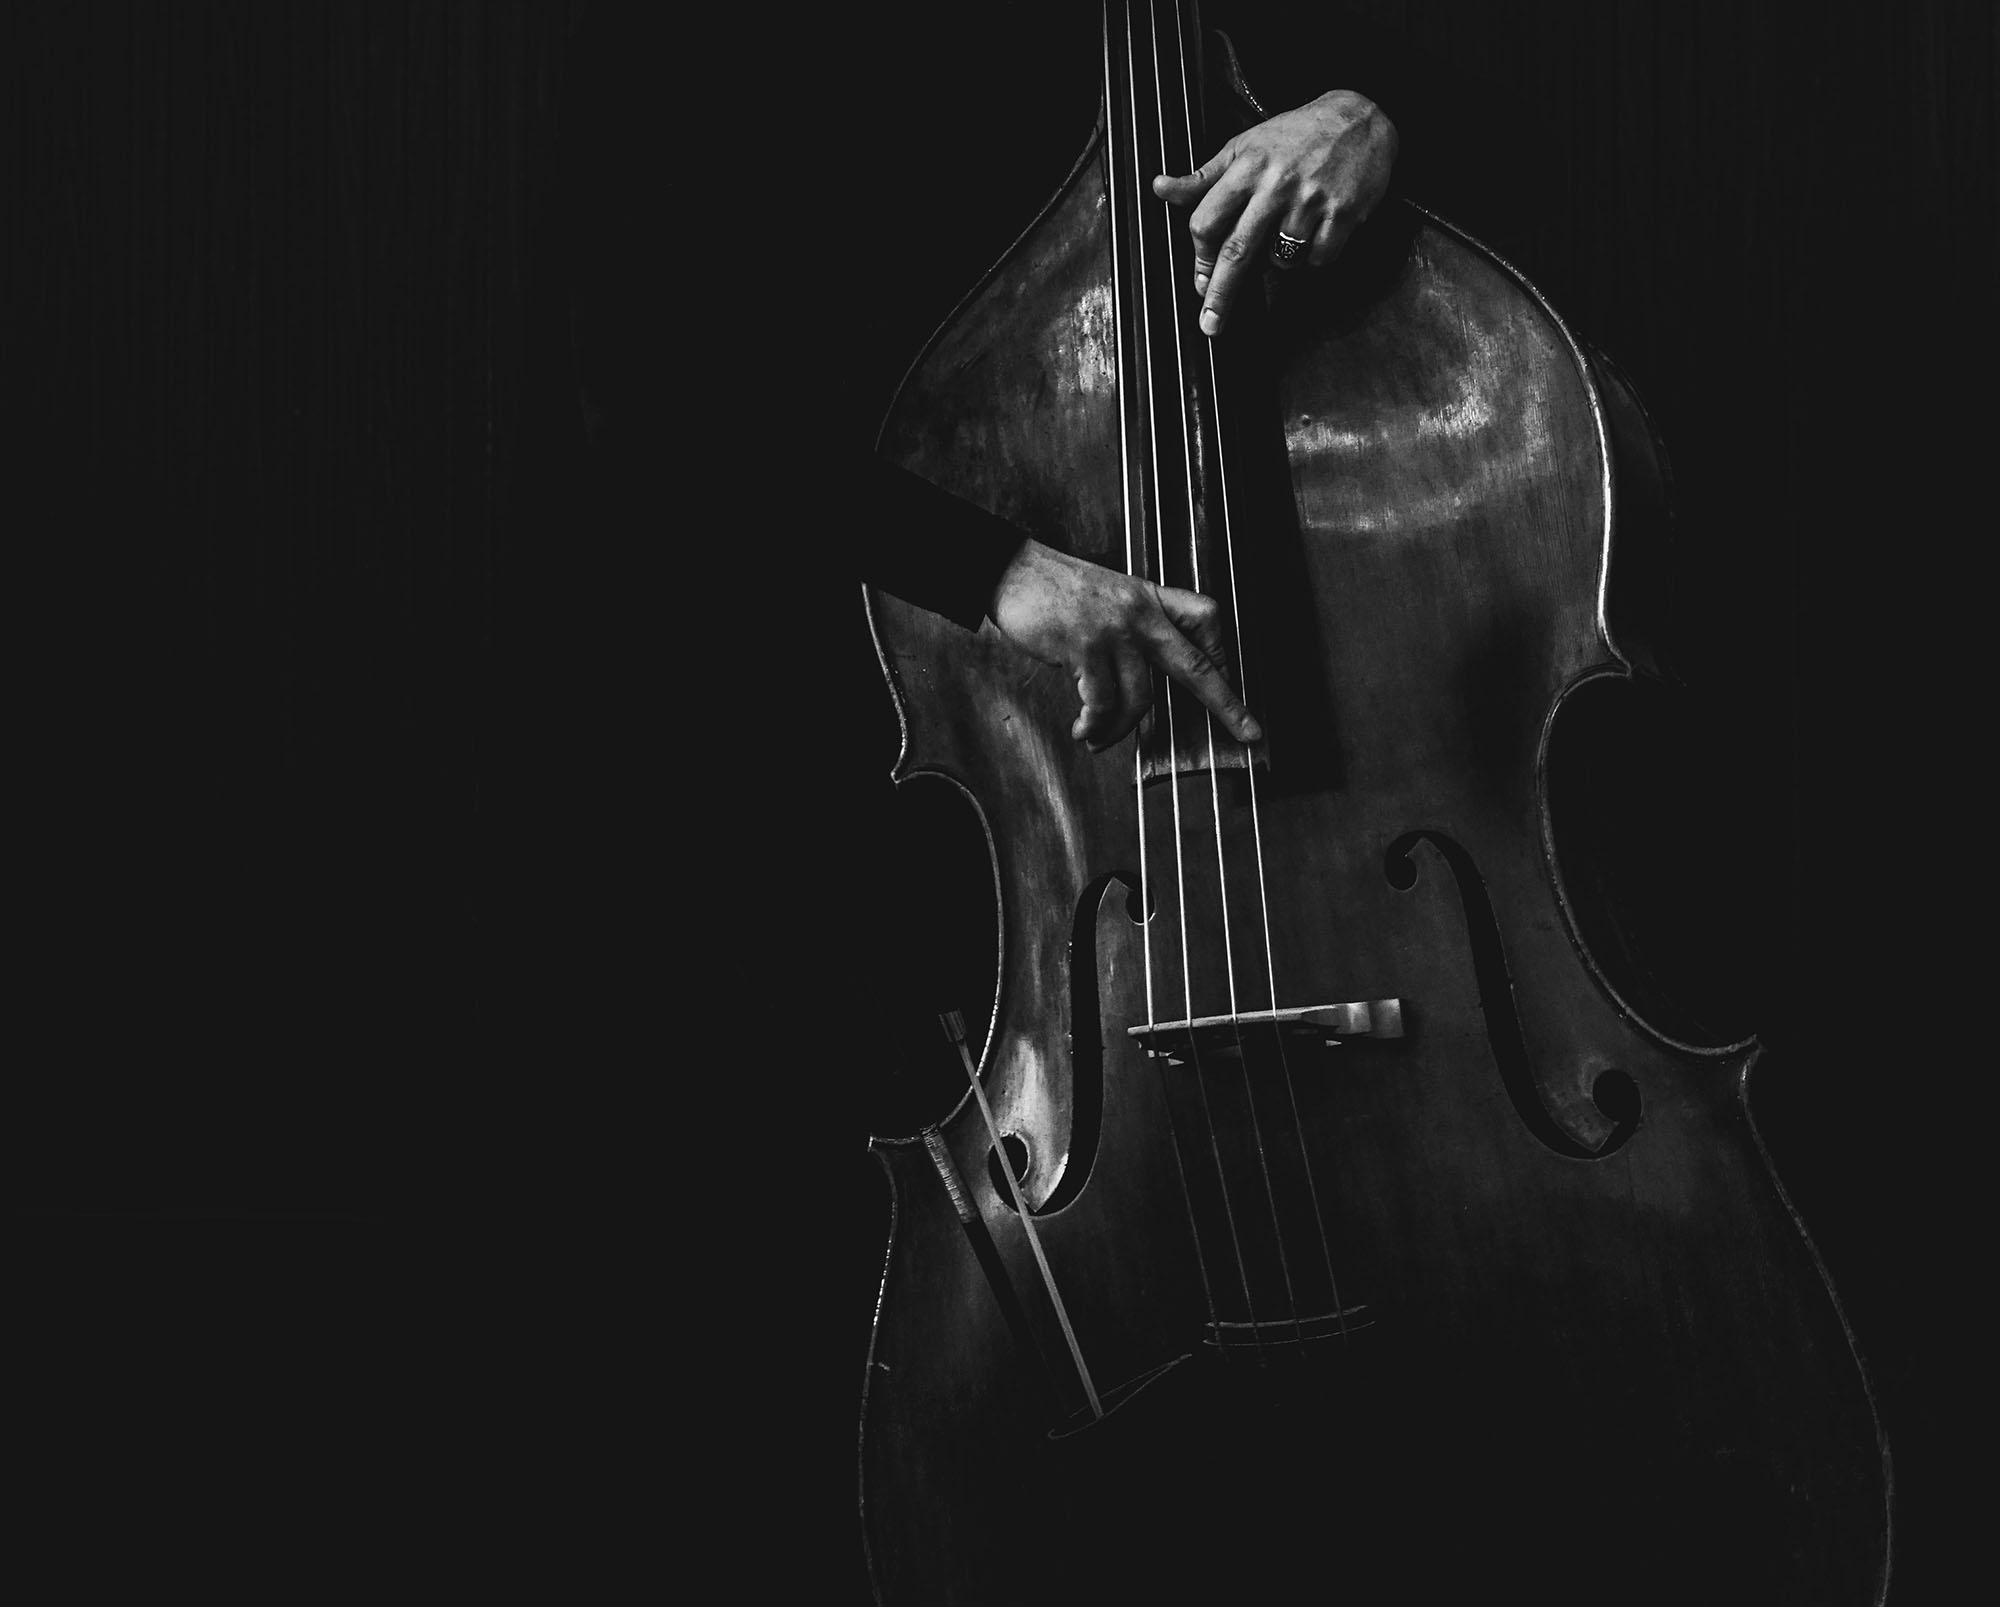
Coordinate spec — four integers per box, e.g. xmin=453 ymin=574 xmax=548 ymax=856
xmin=1103 ymin=0 xmax=1224 ymax=1346
xmin=921 ymin=11 xmax=1189 ymax=1422
xmin=1146 ymin=0 xmax=1307 ymax=1350
xmin=1118 ymin=0 xmax=1267 ymax=1351
xmin=1160 ymin=0 xmax=1351 ymax=1338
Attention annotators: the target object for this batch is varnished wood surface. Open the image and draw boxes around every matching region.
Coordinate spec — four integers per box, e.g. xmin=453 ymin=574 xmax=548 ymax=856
xmin=864 ymin=105 xmax=1886 ymax=1594
xmin=832 ymin=6 xmax=1989 ymax=1599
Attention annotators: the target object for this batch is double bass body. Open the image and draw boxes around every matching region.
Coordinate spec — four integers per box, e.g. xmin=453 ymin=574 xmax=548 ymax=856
xmin=860 ymin=15 xmax=1889 ymax=1602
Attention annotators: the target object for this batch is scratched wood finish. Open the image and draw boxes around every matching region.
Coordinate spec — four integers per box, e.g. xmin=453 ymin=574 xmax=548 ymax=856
xmin=861 ymin=110 xmax=1888 ymax=1604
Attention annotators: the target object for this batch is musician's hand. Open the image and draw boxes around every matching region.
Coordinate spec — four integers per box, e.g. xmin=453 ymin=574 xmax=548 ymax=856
xmin=1152 ymin=89 xmax=1397 ymax=336
xmin=988 ymin=539 xmax=1262 ymax=752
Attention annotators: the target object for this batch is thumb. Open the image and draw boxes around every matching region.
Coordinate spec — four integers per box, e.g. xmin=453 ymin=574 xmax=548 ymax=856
xmin=1152 ymin=144 xmax=1231 ymax=206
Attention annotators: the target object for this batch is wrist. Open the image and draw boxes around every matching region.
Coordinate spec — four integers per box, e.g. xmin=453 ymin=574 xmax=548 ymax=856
xmin=988 ymin=536 xmax=1052 ymax=622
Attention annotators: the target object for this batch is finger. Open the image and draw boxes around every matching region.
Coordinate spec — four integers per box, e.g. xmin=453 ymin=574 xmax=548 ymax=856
xmin=1071 ymin=649 xmax=1128 ymax=750
xmin=1151 ymin=137 xmax=1237 ymax=208
xmin=1185 ymin=165 xmax=1259 ymax=297
xmin=1143 ymin=616 xmax=1263 ymax=744
xmin=1156 ymin=586 xmax=1230 ymax=669
xmin=1199 ymin=184 xmax=1287 ymax=337
xmin=1309 ymin=205 xmax=1359 ymax=269
xmin=1091 ymin=646 xmax=1157 ymax=752
xmin=1271 ymin=202 xmax=1321 ymax=271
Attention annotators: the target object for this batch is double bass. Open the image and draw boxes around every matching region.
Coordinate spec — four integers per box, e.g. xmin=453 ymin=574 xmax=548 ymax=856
xmin=859 ymin=5 xmax=1889 ymax=1600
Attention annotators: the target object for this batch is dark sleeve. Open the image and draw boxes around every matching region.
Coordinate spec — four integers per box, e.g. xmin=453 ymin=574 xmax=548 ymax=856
xmin=853 ymin=458 xmax=1027 ymax=632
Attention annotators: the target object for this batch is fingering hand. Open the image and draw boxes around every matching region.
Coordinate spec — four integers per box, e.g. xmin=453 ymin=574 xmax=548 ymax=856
xmin=1152 ymin=90 xmax=1398 ymax=335
xmin=989 ymin=539 xmax=1262 ymax=753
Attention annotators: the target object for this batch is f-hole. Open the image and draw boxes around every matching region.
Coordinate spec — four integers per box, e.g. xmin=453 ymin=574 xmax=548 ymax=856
xmin=987 ymin=1133 xmax=1035 ymax=1206
xmin=1003 ymin=869 xmax=1136 ymax=1216
xmin=1386 ymin=831 xmax=1640 ymax=1159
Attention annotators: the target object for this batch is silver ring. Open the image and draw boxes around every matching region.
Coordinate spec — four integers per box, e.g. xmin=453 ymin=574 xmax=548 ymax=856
xmin=1270 ymin=229 xmax=1308 ymax=267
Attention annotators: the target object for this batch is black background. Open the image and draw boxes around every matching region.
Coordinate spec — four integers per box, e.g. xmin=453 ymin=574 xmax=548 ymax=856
xmin=9 ymin=1 xmax=1988 ymax=1598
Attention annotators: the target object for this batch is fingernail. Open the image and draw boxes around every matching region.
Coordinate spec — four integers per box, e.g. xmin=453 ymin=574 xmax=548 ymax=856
xmin=1194 ymin=273 xmax=1209 ymax=294
xmin=1241 ymin=716 xmax=1264 ymax=742
xmin=1200 ymin=309 xmax=1220 ymax=336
